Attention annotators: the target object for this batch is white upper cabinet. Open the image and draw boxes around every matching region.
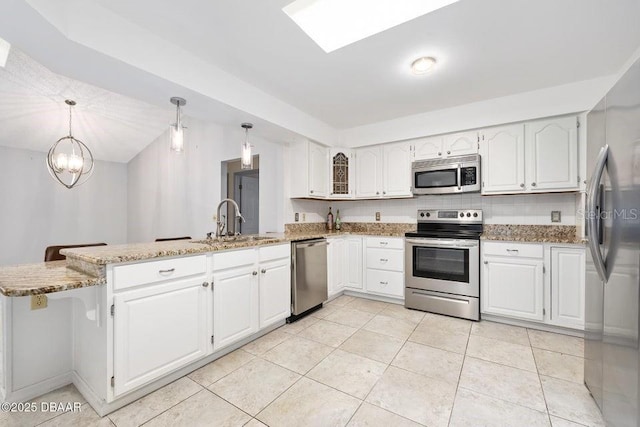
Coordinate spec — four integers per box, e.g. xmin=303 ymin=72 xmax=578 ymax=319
xmin=289 ymin=140 xmax=328 ymax=199
xmin=443 ymin=131 xmax=479 ymax=157
xmin=308 ymin=142 xmax=328 ymax=197
xmin=480 ymin=124 xmax=526 ymax=194
xmin=383 ymin=142 xmax=412 ymax=197
xmin=479 ymin=116 xmax=579 ymax=195
xmin=355 ymin=147 xmax=383 ymax=198
xmin=413 ymin=136 xmax=443 ymax=161
xmin=328 ymin=149 xmax=354 ymax=198
xmin=525 ymin=117 xmax=579 ymax=192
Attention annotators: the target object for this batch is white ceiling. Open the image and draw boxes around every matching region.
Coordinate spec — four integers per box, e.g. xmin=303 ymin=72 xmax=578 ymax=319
xmin=0 ymin=0 xmax=639 ymax=161
xmin=0 ymin=47 xmax=174 ymax=162
xmin=91 ymin=0 xmax=640 ymax=128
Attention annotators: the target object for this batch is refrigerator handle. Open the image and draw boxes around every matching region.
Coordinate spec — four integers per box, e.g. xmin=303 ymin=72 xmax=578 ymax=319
xmin=586 ymin=144 xmax=609 ymax=282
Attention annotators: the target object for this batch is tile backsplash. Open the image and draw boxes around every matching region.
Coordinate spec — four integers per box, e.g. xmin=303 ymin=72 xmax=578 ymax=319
xmin=288 ymin=193 xmax=578 ymax=226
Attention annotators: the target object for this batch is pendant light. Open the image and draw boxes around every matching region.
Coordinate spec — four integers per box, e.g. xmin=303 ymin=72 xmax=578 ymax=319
xmin=241 ymin=122 xmax=253 ymax=169
xmin=169 ymin=97 xmax=187 ymax=152
xmin=46 ymin=100 xmax=94 ymax=189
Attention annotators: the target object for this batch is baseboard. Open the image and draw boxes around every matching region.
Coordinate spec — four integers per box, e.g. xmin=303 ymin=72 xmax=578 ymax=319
xmin=3 ymin=372 xmax=73 ymax=403
xmin=481 ymin=314 xmax=585 ymax=337
xmin=342 ymin=290 xmax=404 ymax=305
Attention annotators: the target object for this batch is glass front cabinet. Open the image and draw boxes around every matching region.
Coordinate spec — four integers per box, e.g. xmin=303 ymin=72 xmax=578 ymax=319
xmin=329 ymin=149 xmax=354 ymax=198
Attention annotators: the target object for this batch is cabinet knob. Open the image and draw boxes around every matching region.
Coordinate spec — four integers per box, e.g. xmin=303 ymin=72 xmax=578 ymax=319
xmin=202 ymin=282 xmax=209 ymax=287
xmin=438 ymin=152 xmax=442 ymax=156
xmin=447 ymin=151 xmax=451 ymax=155
xmin=531 ymin=182 xmax=537 ymax=187
xmin=520 ymin=183 xmax=525 ymax=188
xmin=261 ymin=268 xmax=266 ymax=274
xmin=376 ymin=191 xmax=380 ymax=195
xmin=484 ymin=261 xmax=488 ymax=264
xmin=383 ymin=191 xmax=386 ymax=195
xmin=310 ymin=190 xmax=314 ymax=194
xmin=252 ymin=271 xmax=258 ymax=276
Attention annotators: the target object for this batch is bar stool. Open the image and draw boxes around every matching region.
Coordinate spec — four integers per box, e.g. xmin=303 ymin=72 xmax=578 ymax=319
xmin=155 ymin=236 xmax=192 ymax=242
xmin=44 ymin=243 xmax=107 ymax=262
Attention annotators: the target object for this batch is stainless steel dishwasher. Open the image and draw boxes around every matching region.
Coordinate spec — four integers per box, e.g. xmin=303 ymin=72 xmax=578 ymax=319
xmin=289 ymin=238 xmax=328 ymax=320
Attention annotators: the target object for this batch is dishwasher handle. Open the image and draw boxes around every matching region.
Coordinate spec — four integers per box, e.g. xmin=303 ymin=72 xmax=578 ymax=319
xmin=295 ymin=240 xmax=328 ymax=249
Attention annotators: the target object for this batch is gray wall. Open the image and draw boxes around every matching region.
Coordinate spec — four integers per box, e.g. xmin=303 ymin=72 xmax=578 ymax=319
xmin=0 ymin=146 xmax=127 ymax=265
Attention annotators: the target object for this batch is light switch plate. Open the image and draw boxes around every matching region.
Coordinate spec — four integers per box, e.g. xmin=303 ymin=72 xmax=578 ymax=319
xmin=31 ymin=295 xmax=47 ymax=310
xmin=375 ymin=212 xmax=381 ymax=221
xmin=551 ymin=211 xmax=561 ymax=223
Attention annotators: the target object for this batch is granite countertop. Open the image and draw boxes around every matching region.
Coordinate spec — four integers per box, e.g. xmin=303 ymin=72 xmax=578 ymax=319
xmin=0 ymin=260 xmax=105 ymax=297
xmin=481 ymin=224 xmax=584 ymax=244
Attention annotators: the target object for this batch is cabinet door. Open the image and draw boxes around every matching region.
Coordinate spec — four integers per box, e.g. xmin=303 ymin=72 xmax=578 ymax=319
xmin=113 ymin=278 xmax=208 ymax=396
xmin=526 ymin=117 xmax=578 ymax=191
xmin=329 ymin=149 xmax=354 ymax=198
xmin=259 ymin=258 xmax=291 ymax=329
xmin=308 ymin=142 xmax=328 ymax=197
xmin=482 ymin=256 xmax=544 ymax=321
xmin=355 ymin=147 xmax=382 ymax=198
xmin=550 ymin=247 xmax=585 ymax=329
xmin=383 ymin=142 xmax=412 ymax=197
xmin=480 ymin=125 xmax=525 ymax=194
xmin=327 ymin=238 xmax=345 ymax=297
xmin=345 ymin=237 xmax=363 ymax=290
xmin=213 ymin=265 xmax=259 ymax=350
xmin=413 ymin=136 xmax=443 ymax=161
xmin=443 ymin=131 xmax=478 ymax=157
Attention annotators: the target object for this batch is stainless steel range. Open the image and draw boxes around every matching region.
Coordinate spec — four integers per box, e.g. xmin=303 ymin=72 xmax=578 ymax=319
xmin=405 ymin=209 xmax=483 ymax=321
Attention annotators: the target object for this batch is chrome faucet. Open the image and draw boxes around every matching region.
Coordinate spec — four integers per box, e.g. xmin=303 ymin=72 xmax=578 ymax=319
xmin=215 ymin=198 xmax=245 ymax=238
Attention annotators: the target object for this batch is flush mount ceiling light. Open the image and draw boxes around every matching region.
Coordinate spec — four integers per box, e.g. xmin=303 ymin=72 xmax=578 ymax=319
xmin=241 ymin=123 xmax=254 ymax=170
xmin=411 ymin=56 xmax=437 ymax=75
xmin=169 ymin=97 xmax=187 ymax=153
xmin=0 ymin=37 xmax=10 ymax=68
xmin=46 ymin=100 xmax=94 ymax=189
xmin=283 ymin=0 xmax=459 ymax=53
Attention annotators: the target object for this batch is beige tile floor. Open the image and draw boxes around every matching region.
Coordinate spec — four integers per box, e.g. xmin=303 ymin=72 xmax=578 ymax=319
xmin=4 ymin=296 xmax=604 ymax=427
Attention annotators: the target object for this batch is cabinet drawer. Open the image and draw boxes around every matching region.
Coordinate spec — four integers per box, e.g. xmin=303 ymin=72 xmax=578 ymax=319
xmin=482 ymin=241 xmax=543 ymax=259
xmin=113 ymin=255 xmax=207 ymax=291
xmin=212 ymin=248 xmax=256 ymax=271
xmin=366 ymin=269 xmax=404 ymax=298
xmin=366 ymin=237 xmax=404 ymax=249
xmin=366 ymin=248 xmax=404 ymax=272
xmin=259 ymin=244 xmax=290 ymax=263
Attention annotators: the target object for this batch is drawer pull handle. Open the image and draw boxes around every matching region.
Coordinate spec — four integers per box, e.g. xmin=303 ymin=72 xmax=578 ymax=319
xmin=506 ymin=249 xmax=519 ymax=253
xmin=380 ymin=241 xmax=388 ymax=245
xmin=380 ymin=258 xmax=388 ymax=262
xmin=484 ymin=261 xmax=488 ymax=264
xmin=159 ymin=268 xmax=175 ymax=274
xmin=380 ymin=281 xmax=388 ymax=285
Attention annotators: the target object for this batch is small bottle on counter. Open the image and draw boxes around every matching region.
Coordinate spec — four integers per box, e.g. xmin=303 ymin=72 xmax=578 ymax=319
xmin=335 ymin=209 xmax=342 ymax=231
xmin=327 ymin=206 xmax=334 ymax=231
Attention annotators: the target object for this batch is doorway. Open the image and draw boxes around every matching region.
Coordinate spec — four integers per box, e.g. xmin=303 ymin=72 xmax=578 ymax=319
xmin=221 ymin=156 xmax=259 ymax=235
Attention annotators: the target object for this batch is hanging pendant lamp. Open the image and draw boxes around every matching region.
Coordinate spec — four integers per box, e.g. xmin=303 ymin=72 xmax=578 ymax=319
xmin=241 ymin=122 xmax=253 ymax=169
xmin=46 ymin=100 xmax=94 ymax=189
xmin=170 ymin=97 xmax=187 ymax=152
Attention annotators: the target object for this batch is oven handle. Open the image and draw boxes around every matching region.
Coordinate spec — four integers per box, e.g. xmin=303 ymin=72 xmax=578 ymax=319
xmin=409 ymin=290 xmax=471 ymax=305
xmin=405 ymin=239 xmax=478 ymax=248
xmin=457 ymin=164 xmax=462 ymax=190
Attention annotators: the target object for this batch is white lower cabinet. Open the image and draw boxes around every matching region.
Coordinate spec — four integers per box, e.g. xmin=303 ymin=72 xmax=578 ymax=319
xmin=481 ymin=241 xmax=586 ymax=330
xmin=364 ymin=237 xmax=404 ymax=298
xmin=212 ymin=245 xmax=291 ymax=351
xmin=345 ymin=237 xmax=363 ymax=290
xmin=482 ymin=254 xmax=545 ymax=321
xmin=328 ymin=237 xmax=346 ymax=296
xmin=212 ymin=264 xmax=259 ymax=351
xmin=113 ymin=276 xmax=209 ymax=396
xmin=548 ymin=246 xmax=586 ymax=329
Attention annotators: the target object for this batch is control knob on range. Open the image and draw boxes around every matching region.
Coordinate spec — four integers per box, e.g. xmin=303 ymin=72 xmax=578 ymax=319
xmin=420 ymin=212 xmax=425 ymax=218
xmin=473 ymin=212 xmax=478 ymax=217
xmin=466 ymin=212 xmax=471 ymax=217
xmin=426 ymin=212 xmax=431 ymax=217
xmin=459 ymin=213 xmax=464 ymax=218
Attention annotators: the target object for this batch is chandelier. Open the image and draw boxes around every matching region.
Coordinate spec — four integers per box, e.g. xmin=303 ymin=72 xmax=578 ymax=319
xmin=46 ymin=100 xmax=94 ymax=189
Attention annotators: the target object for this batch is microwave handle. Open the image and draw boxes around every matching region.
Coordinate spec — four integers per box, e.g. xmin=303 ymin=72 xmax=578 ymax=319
xmin=457 ymin=164 xmax=462 ymax=190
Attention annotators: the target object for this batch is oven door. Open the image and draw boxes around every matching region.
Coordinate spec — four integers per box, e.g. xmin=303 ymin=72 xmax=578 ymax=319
xmin=405 ymin=238 xmax=479 ymax=297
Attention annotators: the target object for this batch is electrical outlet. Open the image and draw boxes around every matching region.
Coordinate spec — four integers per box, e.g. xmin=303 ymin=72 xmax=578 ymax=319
xmin=375 ymin=212 xmax=381 ymax=221
xmin=551 ymin=211 xmax=561 ymax=223
xmin=294 ymin=212 xmax=299 ymax=222
xmin=31 ymin=294 xmax=48 ymax=310
xmin=302 ymin=213 xmax=306 ymax=222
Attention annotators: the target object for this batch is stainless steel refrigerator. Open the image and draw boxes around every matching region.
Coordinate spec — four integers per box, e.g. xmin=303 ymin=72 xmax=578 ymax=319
xmin=585 ymin=56 xmax=640 ymax=426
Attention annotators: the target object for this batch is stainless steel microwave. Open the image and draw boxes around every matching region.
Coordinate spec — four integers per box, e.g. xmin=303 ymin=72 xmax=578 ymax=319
xmin=411 ymin=154 xmax=481 ymax=195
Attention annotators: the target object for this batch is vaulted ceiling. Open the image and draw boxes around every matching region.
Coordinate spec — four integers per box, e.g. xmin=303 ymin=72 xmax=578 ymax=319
xmin=0 ymin=0 xmax=639 ymax=162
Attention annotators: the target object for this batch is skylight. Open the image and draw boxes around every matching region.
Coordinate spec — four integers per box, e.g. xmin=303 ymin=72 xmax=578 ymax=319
xmin=283 ymin=0 xmax=459 ymax=53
